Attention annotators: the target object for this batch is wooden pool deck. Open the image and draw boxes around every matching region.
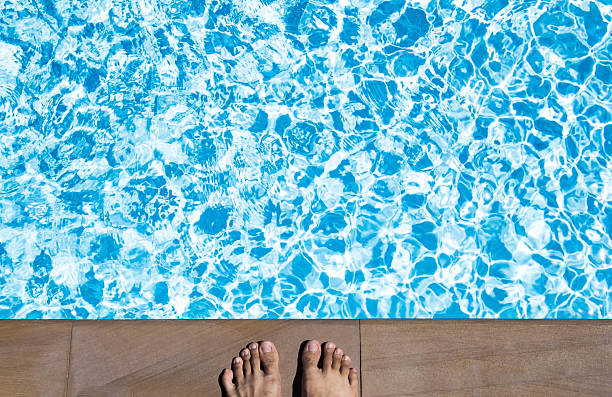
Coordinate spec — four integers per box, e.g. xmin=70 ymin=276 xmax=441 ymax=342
xmin=0 ymin=320 xmax=610 ymax=396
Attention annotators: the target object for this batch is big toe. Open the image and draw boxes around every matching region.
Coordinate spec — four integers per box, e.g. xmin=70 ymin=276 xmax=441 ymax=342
xmin=301 ymin=340 xmax=321 ymax=373
xmin=259 ymin=341 xmax=280 ymax=375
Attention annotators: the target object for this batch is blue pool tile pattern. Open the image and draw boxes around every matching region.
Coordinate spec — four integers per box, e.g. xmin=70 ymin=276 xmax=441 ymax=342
xmin=0 ymin=0 xmax=611 ymax=319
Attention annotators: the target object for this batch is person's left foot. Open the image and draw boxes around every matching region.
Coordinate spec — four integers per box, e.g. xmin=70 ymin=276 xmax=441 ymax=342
xmin=220 ymin=341 xmax=282 ymax=397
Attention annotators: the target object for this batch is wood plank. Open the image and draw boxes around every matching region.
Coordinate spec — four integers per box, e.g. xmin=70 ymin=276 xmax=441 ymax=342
xmin=360 ymin=320 xmax=612 ymax=397
xmin=0 ymin=320 xmax=72 ymax=397
xmin=67 ymin=320 xmax=360 ymax=397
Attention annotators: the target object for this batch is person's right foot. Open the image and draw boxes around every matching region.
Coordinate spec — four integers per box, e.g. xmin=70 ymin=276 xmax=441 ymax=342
xmin=300 ymin=339 xmax=360 ymax=397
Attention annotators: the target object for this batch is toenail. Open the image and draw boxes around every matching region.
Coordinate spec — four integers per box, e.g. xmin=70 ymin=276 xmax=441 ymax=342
xmin=307 ymin=342 xmax=318 ymax=352
xmin=234 ymin=357 xmax=241 ymax=364
xmin=327 ymin=342 xmax=335 ymax=349
xmin=249 ymin=343 xmax=258 ymax=350
xmin=343 ymin=355 xmax=350 ymax=361
xmin=335 ymin=349 xmax=343 ymax=355
xmin=261 ymin=341 xmax=272 ymax=353
xmin=242 ymin=350 xmax=249 ymax=356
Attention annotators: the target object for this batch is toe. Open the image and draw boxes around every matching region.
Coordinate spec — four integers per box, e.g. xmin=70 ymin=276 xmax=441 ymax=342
xmin=301 ymin=340 xmax=321 ymax=374
xmin=231 ymin=357 xmax=244 ymax=383
xmin=349 ymin=368 xmax=359 ymax=389
xmin=340 ymin=354 xmax=351 ymax=375
xmin=221 ymin=368 xmax=238 ymax=397
xmin=259 ymin=341 xmax=279 ymax=375
xmin=332 ymin=347 xmax=343 ymax=370
xmin=248 ymin=342 xmax=261 ymax=373
xmin=240 ymin=348 xmax=251 ymax=376
xmin=322 ymin=341 xmax=335 ymax=371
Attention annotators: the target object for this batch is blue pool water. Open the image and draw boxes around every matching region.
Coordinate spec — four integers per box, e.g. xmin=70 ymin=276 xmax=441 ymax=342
xmin=0 ymin=0 xmax=610 ymax=319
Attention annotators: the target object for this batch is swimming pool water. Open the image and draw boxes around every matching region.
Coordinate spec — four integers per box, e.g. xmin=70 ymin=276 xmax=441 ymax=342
xmin=0 ymin=0 xmax=610 ymax=319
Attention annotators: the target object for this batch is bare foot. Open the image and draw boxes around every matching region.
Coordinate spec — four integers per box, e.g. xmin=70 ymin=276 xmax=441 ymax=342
xmin=300 ymin=340 xmax=360 ymax=397
xmin=220 ymin=341 xmax=282 ymax=397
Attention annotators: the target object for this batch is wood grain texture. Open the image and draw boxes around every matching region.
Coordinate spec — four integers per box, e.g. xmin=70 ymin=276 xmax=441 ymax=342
xmin=0 ymin=320 xmax=72 ymax=397
xmin=2 ymin=319 xmax=610 ymax=397
xmin=360 ymin=320 xmax=612 ymax=397
xmin=67 ymin=320 xmax=360 ymax=397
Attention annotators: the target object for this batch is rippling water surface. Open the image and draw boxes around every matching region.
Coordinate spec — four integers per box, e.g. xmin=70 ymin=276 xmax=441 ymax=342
xmin=0 ymin=0 xmax=610 ymax=318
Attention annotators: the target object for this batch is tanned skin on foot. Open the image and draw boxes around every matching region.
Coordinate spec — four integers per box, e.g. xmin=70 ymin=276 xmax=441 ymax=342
xmin=219 ymin=340 xmax=359 ymax=397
